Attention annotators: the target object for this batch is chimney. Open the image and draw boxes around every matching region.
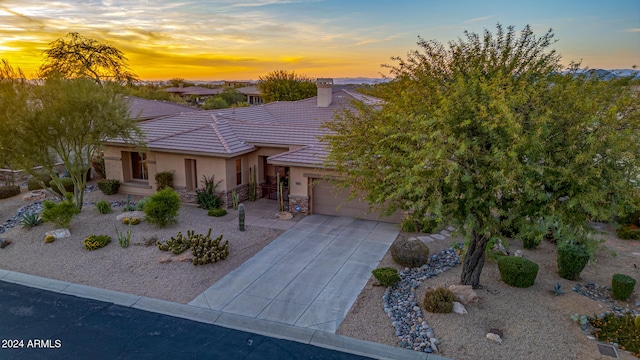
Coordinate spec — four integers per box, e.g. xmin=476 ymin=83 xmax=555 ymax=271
xmin=316 ymin=78 xmax=333 ymax=107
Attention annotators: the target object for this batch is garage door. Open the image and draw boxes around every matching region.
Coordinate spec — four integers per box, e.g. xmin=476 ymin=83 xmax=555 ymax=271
xmin=312 ymin=180 xmax=402 ymax=223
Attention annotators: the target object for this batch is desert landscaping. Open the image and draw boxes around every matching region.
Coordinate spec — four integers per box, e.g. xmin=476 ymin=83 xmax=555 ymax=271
xmin=1 ymin=182 xmax=640 ymax=360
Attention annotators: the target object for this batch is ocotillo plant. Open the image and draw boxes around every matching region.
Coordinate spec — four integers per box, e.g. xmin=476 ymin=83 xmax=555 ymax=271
xmin=238 ymin=203 xmax=245 ymax=231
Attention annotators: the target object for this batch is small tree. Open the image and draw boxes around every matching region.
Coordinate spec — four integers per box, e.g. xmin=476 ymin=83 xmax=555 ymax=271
xmin=202 ymin=97 xmax=229 ymax=110
xmin=258 ymin=70 xmax=317 ymax=103
xmin=13 ymin=77 xmax=144 ymax=209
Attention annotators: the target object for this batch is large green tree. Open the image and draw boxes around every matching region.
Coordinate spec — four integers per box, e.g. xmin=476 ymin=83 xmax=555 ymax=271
xmin=0 ymin=60 xmax=30 ymax=183
xmin=258 ymin=70 xmax=317 ymax=103
xmin=38 ymin=32 xmax=138 ymax=85
xmin=324 ymin=24 xmax=640 ymax=287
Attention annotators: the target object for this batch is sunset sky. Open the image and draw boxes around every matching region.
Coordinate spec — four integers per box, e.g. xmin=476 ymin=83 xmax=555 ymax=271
xmin=0 ymin=0 xmax=638 ymax=81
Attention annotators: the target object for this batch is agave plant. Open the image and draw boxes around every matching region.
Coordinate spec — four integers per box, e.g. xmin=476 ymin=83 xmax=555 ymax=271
xmin=20 ymin=212 xmax=43 ymax=229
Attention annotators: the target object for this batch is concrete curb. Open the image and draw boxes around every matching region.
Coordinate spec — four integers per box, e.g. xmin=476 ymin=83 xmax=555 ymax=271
xmin=0 ymin=270 xmax=452 ymax=360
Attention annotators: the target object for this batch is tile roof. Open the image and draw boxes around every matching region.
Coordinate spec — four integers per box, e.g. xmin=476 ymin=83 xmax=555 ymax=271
xmin=126 ymin=96 xmax=201 ymax=120
xmin=108 ymin=90 xmax=365 ymax=164
xmin=164 ymin=86 xmax=223 ymax=96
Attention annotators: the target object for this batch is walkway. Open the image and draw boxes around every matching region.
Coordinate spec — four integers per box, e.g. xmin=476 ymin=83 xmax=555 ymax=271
xmin=190 ymin=215 xmax=399 ymax=333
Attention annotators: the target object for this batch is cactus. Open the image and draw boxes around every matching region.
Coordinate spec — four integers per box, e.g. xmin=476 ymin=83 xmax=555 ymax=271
xmin=156 ymin=228 xmax=230 ymax=265
xmin=122 ymin=217 xmax=130 ymax=224
xmin=238 ymin=203 xmax=245 ymax=231
xmin=130 ymin=217 xmax=140 ymax=225
xmin=231 ymin=190 xmax=239 ymax=210
xmin=44 ymin=234 xmax=56 ymax=243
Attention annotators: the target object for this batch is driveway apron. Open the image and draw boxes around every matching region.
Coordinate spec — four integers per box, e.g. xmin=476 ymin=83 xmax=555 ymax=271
xmin=189 ymin=215 xmax=399 ymax=333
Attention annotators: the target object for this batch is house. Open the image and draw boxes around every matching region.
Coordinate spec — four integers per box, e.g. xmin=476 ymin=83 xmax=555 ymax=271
xmin=236 ymin=86 xmax=263 ymax=105
xmin=103 ymin=79 xmax=402 ymax=223
xmin=163 ymin=86 xmax=224 ymax=105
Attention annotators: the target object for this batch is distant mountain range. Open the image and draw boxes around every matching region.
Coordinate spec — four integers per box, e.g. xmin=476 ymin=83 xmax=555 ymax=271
xmin=572 ymin=69 xmax=640 ymax=80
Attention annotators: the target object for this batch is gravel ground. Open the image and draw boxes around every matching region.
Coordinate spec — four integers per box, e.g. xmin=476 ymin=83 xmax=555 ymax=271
xmin=0 ymin=184 xmax=284 ymax=304
xmin=2 ymin=184 xmax=640 ymax=359
xmin=338 ymin=228 xmax=640 ymax=360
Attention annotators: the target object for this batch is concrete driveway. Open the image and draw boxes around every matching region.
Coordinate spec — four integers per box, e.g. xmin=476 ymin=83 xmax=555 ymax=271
xmin=189 ymin=215 xmax=399 ymax=333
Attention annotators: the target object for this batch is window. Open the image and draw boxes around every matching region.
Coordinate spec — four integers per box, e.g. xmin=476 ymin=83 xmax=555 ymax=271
xmin=236 ymin=159 xmax=242 ymax=185
xmin=131 ymin=152 xmax=148 ymax=180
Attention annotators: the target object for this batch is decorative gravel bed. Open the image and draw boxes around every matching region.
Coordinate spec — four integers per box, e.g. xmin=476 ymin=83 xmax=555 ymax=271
xmin=383 ymin=246 xmax=462 ymax=354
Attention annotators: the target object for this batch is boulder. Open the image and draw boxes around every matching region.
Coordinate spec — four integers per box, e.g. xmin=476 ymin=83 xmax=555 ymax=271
xmin=449 ymin=285 xmax=480 ymax=305
xmin=486 ymin=332 xmax=503 ymax=344
xmin=390 ymin=237 xmax=430 ymax=268
xmin=45 ymin=228 xmax=70 ymax=240
xmin=116 ymin=211 xmax=146 ymax=221
xmin=23 ymin=190 xmax=46 ymax=201
xmin=157 ymin=255 xmax=172 ymax=264
xmin=0 ymin=238 xmax=12 ymax=249
xmin=452 ymin=302 xmax=468 ymax=314
xmin=175 ymin=252 xmax=193 ymax=262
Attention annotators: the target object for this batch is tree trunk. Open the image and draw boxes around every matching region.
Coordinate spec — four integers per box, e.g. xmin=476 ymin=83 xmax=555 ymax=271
xmin=460 ymin=230 xmax=490 ymax=288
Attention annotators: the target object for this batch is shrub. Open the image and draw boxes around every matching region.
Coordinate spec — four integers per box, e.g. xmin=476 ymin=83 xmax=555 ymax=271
xmin=589 ymin=313 xmax=640 ymax=357
xmin=371 ymin=267 xmax=400 ymax=287
xmin=91 ymin=152 xmax=105 ymax=178
xmin=497 ymin=256 xmax=539 ymax=288
xmin=84 ymin=234 xmax=111 ymax=250
xmin=557 ymin=243 xmax=590 ymax=280
xmin=400 ymin=218 xmax=417 ymax=232
xmin=522 ymin=233 xmax=541 ymax=249
xmin=49 ymin=177 xmax=75 ymax=196
xmin=390 ymin=237 xmax=430 ymax=268
xmin=423 ymin=287 xmax=456 ymax=313
xmin=144 ymin=187 xmax=181 ymax=227
xmin=612 ymin=273 xmax=636 ymax=301
xmin=135 ymin=196 xmax=150 ymax=211
xmin=44 ymin=235 xmax=55 ymax=243
xmin=97 ymin=179 xmax=120 ymax=195
xmin=41 ymin=193 xmax=80 ymax=229
xmin=155 ymin=171 xmax=174 ymax=191
xmin=94 ymin=200 xmax=112 ymax=214
xmin=27 ymin=173 xmax=54 ymax=191
xmin=0 ymin=185 xmax=20 ymax=199
xmin=20 ymin=212 xmax=43 ymax=229
xmin=207 ymin=208 xmax=228 ymax=217
xmin=115 ymin=225 xmax=131 ymax=248
xmin=196 ymin=175 xmax=223 ymax=210
xmin=617 ymin=225 xmax=640 ymax=240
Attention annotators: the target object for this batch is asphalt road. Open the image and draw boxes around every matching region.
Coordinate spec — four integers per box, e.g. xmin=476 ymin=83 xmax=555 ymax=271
xmin=0 ymin=280 xmax=372 ymax=360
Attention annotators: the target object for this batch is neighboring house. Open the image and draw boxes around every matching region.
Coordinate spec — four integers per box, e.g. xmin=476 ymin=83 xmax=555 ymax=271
xmin=164 ymin=86 xmax=224 ymax=105
xmin=103 ymin=79 xmax=401 ymax=223
xmin=236 ymin=86 xmax=263 ymax=105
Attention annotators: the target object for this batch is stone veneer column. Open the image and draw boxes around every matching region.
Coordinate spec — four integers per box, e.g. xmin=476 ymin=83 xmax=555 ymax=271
xmin=288 ymin=195 xmax=309 ymax=215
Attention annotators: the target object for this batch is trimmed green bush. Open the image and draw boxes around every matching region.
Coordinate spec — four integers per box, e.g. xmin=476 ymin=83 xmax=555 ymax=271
xmin=27 ymin=173 xmax=54 ymax=191
xmin=144 ymin=187 xmax=181 ymax=227
xmin=97 ymin=179 xmax=120 ymax=195
xmin=423 ymin=287 xmax=456 ymax=313
xmin=522 ymin=233 xmax=541 ymax=249
xmin=0 ymin=185 xmax=20 ymax=199
xmin=49 ymin=177 xmax=75 ymax=195
xmin=207 ymin=208 xmax=228 ymax=217
xmin=557 ymin=243 xmax=590 ymax=280
xmin=616 ymin=225 xmax=640 ymax=240
xmin=611 ymin=273 xmax=636 ymax=301
xmin=497 ymin=256 xmax=539 ymax=288
xmin=155 ymin=171 xmax=174 ymax=191
xmin=94 ymin=200 xmax=112 ymax=214
xmin=41 ymin=193 xmax=80 ymax=229
xmin=390 ymin=237 xmax=430 ymax=268
xmin=372 ymin=267 xmax=401 ymax=287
